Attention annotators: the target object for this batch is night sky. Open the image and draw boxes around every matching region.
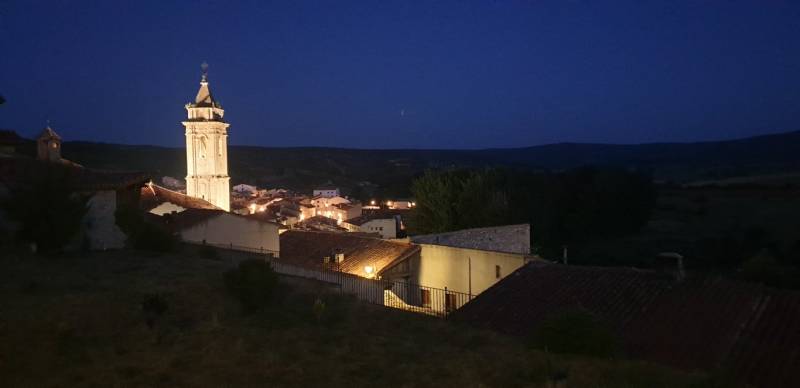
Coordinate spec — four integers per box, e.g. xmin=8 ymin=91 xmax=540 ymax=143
xmin=2 ymin=1 xmax=799 ymax=149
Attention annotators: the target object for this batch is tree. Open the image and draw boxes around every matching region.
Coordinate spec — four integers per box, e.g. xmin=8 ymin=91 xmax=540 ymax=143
xmin=1 ymin=165 xmax=89 ymax=253
xmin=409 ymin=167 xmax=656 ymax=257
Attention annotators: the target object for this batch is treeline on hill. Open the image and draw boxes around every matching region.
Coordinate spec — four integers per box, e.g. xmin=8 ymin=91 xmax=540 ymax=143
xmin=409 ymin=167 xmax=656 ymax=259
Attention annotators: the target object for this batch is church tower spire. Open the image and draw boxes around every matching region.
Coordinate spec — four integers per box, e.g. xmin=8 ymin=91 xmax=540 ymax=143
xmin=182 ymin=62 xmax=231 ymax=211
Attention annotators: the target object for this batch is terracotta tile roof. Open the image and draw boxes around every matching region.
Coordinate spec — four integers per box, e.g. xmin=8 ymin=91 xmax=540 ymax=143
xmin=455 ymin=262 xmax=670 ymax=337
xmin=294 ymin=216 xmax=350 ymax=233
xmin=411 ymin=224 xmax=531 ymax=254
xmin=455 ymin=262 xmax=800 ymax=388
xmin=345 ymin=212 xmax=398 ymax=226
xmin=140 ymin=183 xmax=220 ymax=211
xmin=726 ymin=290 xmax=800 ymax=387
xmin=279 ymin=230 xmax=420 ymax=277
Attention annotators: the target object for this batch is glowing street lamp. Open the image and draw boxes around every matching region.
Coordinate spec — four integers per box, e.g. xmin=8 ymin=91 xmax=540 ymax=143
xmin=364 ymin=266 xmax=375 ymax=277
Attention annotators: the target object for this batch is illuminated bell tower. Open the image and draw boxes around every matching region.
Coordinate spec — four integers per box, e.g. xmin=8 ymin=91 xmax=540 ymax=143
xmin=183 ymin=62 xmax=230 ymax=211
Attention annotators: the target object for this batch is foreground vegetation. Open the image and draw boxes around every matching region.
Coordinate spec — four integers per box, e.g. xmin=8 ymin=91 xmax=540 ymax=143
xmin=410 ymin=167 xmax=656 ymax=258
xmin=0 ymin=250 xmax=725 ymax=387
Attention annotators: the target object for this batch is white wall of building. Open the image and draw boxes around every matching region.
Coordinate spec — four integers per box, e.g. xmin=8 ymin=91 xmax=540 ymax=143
xmin=313 ymin=188 xmax=340 ymax=198
xmin=383 ymin=244 xmax=530 ymax=299
xmin=358 ymin=218 xmax=397 ymax=239
xmin=312 ymin=195 xmax=350 ymax=207
xmin=84 ymin=190 xmax=127 ymax=250
xmin=180 ymin=213 xmax=280 ymax=255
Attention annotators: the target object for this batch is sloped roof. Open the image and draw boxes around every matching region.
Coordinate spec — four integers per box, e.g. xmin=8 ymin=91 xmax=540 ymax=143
xmin=162 ymin=208 xmax=224 ymax=230
xmin=456 ymin=262 xmax=671 ymax=337
xmin=279 ymin=230 xmax=420 ymax=276
xmin=194 ymin=79 xmax=216 ymax=107
xmin=37 ymin=126 xmax=61 ymax=141
xmin=160 ymin=208 xmax=280 ymax=232
xmin=345 ymin=212 xmax=397 ymax=226
xmin=411 ymin=224 xmax=530 ymax=254
xmin=295 ymin=215 xmax=349 ymax=233
xmin=455 ymin=262 xmax=800 ymax=388
xmin=140 ymin=183 xmax=220 ymax=212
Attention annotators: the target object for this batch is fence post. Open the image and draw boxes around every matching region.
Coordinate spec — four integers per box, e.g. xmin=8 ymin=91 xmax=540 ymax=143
xmin=444 ymin=286 xmax=448 ymax=319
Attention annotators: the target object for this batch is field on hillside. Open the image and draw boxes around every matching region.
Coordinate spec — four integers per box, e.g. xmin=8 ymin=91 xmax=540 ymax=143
xmin=0 ymin=250 xmax=724 ymax=387
xmin=571 ymin=185 xmax=800 ymax=272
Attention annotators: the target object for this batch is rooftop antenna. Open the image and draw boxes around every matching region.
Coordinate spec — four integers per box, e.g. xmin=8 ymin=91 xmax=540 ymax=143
xmin=200 ymin=61 xmax=209 ymax=82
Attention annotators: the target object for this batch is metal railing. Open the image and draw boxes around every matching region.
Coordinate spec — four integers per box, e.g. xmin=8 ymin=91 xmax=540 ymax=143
xmin=186 ymin=240 xmax=473 ymax=318
xmin=198 ymin=241 xmax=280 ymax=257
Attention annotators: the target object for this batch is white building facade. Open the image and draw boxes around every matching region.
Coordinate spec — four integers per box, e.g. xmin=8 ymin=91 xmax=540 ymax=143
xmin=313 ymin=187 xmax=340 ymax=198
xmin=183 ymin=65 xmax=231 ymax=211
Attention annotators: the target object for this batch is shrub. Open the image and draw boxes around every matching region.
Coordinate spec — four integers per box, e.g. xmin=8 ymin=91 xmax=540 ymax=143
xmin=529 ymin=310 xmax=618 ymax=358
xmin=224 ymin=259 xmax=279 ymax=314
xmin=312 ymin=298 xmax=326 ymax=323
xmin=115 ymin=205 xmax=179 ymax=252
xmin=141 ymin=293 xmax=168 ymax=329
xmin=198 ymin=245 xmax=220 ymax=260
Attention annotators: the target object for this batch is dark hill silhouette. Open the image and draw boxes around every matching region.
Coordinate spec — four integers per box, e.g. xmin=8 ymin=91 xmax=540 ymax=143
xmin=38 ymin=129 xmax=800 ymax=194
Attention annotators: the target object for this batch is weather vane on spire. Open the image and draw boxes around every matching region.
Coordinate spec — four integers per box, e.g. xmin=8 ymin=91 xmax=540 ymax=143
xmin=200 ymin=61 xmax=209 ymax=82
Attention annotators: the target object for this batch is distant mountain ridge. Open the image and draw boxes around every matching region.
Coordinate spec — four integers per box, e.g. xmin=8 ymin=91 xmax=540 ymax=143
xmin=48 ymin=129 xmax=800 ymax=195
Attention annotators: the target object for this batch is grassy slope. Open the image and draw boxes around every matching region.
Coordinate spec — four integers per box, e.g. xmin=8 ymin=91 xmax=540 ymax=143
xmin=0 ymin=251 xmax=719 ymax=388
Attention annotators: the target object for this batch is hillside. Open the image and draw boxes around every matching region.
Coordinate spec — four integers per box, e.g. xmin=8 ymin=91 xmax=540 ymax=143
xmin=0 ymin=250 xmax=722 ymax=387
xmin=48 ymin=129 xmax=800 ymax=195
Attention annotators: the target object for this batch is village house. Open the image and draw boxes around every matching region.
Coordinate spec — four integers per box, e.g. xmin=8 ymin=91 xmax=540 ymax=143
xmin=312 ymin=186 xmax=340 ymax=198
xmin=387 ymin=199 xmax=414 ymax=210
xmin=294 ymin=215 xmax=349 ymax=233
xmin=379 ymin=224 xmax=535 ymax=310
xmin=310 ymin=194 xmax=350 ymax=208
xmin=279 ymin=230 xmax=419 ymax=277
xmin=140 ymin=182 xmax=221 ymax=216
xmin=342 ymin=213 xmax=402 ymax=239
xmin=316 ymin=202 xmax=362 ymax=225
xmin=164 ymin=208 xmax=280 ymax=255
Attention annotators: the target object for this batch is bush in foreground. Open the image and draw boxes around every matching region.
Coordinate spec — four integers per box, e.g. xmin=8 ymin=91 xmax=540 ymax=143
xmin=115 ymin=205 xmax=178 ymax=252
xmin=224 ymin=259 xmax=279 ymax=314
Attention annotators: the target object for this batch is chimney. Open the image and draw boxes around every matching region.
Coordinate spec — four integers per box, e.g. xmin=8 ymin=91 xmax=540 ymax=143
xmin=655 ymin=252 xmax=685 ymax=282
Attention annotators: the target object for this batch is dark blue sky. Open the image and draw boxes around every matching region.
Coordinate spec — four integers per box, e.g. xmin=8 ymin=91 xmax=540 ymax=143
xmin=2 ymin=1 xmax=799 ymax=149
